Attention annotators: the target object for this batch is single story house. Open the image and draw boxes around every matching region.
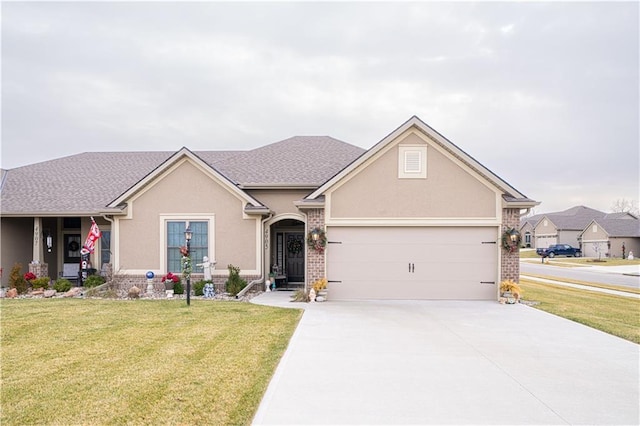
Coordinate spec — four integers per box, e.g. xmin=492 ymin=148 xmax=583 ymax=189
xmin=521 ymin=206 xmax=607 ymax=249
xmin=579 ymin=213 xmax=640 ymax=258
xmin=1 ymin=116 xmax=538 ymax=300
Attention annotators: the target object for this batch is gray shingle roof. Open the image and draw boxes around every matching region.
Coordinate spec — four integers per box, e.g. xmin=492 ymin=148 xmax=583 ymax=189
xmin=520 ymin=205 xmax=607 ymax=230
xmin=204 ymin=136 xmax=365 ymax=186
xmin=592 ymin=214 xmax=640 ymax=237
xmin=0 ymin=137 xmax=365 ymax=215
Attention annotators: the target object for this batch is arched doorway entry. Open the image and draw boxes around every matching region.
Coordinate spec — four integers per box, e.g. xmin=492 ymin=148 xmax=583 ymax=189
xmin=268 ymin=216 xmax=305 ymax=289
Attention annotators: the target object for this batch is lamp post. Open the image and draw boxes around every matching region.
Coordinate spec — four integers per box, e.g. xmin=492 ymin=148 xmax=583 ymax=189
xmin=185 ymin=226 xmax=193 ymax=306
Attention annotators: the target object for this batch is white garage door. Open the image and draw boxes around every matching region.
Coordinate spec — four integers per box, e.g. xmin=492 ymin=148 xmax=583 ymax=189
xmin=536 ymin=236 xmax=557 ymax=249
xmin=326 ymin=227 xmax=499 ymax=300
xmin=583 ymin=241 xmax=608 ymax=258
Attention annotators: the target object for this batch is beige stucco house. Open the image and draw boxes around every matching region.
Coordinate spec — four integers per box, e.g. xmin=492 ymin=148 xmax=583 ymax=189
xmin=1 ymin=116 xmax=538 ymax=300
xmin=519 ymin=206 xmax=639 ymax=256
xmin=579 ymin=214 xmax=640 ymax=259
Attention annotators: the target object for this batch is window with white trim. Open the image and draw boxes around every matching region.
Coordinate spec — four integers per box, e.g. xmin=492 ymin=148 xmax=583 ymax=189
xmin=167 ymin=221 xmax=208 ymax=273
xmin=398 ymin=145 xmax=427 ymax=179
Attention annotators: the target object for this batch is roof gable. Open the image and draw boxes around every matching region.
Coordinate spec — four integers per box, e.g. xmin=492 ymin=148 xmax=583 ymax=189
xmin=107 ymin=147 xmax=265 ymax=210
xmin=306 ymin=116 xmax=538 ymax=208
xmin=582 ymin=217 xmax=640 ymax=238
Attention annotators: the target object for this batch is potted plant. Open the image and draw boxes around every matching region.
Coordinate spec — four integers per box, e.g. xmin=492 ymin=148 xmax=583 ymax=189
xmin=312 ymin=277 xmax=328 ymax=301
xmin=162 ymin=272 xmax=180 ymax=297
xmin=499 ymin=279 xmax=522 ymax=304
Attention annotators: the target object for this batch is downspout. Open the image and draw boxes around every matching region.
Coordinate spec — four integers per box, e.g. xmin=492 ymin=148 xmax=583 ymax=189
xmin=236 ymin=212 xmax=273 ymax=298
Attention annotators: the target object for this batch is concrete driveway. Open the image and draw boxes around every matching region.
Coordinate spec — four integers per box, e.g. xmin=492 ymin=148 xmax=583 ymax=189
xmin=252 ymin=292 xmax=639 ymax=425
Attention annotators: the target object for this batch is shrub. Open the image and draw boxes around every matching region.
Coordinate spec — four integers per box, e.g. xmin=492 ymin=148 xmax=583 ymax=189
xmin=193 ymin=280 xmax=209 ymax=296
xmin=225 ymin=264 xmax=247 ymax=296
xmin=31 ymin=277 xmax=51 ymax=289
xmin=290 ymin=289 xmax=309 ymax=302
xmin=53 ymin=279 xmax=73 ymax=293
xmin=83 ymin=275 xmax=105 ymax=288
xmin=173 ymin=281 xmax=184 ymax=295
xmin=8 ymin=263 xmax=28 ymax=294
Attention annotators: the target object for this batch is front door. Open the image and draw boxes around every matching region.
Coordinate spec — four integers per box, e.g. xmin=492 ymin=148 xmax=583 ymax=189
xmin=285 ymin=233 xmax=305 ymax=283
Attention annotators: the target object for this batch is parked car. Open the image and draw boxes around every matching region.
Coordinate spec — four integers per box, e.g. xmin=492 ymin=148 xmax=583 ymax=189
xmin=536 ymin=244 xmax=582 ymax=258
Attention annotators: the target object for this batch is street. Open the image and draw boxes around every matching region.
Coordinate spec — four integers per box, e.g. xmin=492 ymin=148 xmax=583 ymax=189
xmin=520 ymin=261 xmax=640 ymax=289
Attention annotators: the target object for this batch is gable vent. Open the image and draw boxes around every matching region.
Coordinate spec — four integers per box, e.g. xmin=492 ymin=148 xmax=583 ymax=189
xmin=404 ymin=151 xmax=422 ymax=173
xmin=398 ymin=145 xmax=427 ymax=179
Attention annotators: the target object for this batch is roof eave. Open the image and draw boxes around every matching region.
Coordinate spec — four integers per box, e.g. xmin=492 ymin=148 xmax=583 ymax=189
xmin=243 ymin=206 xmax=272 ymax=215
xmin=239 ymin=183 xmax=319 ymax=190
xmin=294 ymin=197 xmax=326 ymax=209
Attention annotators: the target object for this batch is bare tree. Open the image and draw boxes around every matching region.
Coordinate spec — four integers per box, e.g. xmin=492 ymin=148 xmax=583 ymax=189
xmin=592 ymin=242 xmax=605 ymax=261
xmin=610 ymin=199 xmax=639 ymax=216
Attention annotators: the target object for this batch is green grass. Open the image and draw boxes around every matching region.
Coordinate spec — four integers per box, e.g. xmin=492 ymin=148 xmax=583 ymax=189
xmin=519 ymin=278 xmax=640 ymax=344
xmin=520 ymin=273 xmax=640 ymax=295
xmin=1 ymin=299 xmax=302 ymax=425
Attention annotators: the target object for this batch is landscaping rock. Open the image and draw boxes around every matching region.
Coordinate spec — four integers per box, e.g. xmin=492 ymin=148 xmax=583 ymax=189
xmin=128 ymin=286 xmax=141 ymax=299
xmin=6 ymin=288 xmax=18 ymax=298
xmin=64 ymin=288 xmax=82 ymax=298
xmin=44 ymin=290 xmax=56 ymax=298
xmin=31 ymin=289 xmax=44 ymax=296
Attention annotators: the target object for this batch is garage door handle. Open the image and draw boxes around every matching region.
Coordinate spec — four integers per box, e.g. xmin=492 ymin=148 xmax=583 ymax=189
xmin=482 ymin=241 xmax=497 ymax=244
xmin=328 ymin=280 xmax=342 ymax=283
xmin=480 ymin=281 xmax=495 ymax=285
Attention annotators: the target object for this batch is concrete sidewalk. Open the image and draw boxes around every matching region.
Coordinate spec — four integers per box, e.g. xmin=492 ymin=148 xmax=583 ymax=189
xmin=252 ymin=292 xmax=639 ymax=425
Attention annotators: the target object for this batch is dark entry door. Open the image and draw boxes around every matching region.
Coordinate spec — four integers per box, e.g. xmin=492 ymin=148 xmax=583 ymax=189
xmin=285 ymin=233 xmax=305 ymax=283
xmin=64 ymin=234 xmax=82 ymax=263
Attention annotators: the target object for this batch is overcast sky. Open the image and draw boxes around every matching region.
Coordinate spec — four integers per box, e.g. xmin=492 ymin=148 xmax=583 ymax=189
xmin=2 ymin=1 xmax=638 ymax=214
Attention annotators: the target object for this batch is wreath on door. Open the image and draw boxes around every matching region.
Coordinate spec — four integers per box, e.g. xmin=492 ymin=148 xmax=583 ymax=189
xmin=287 ymin=239 xmax=303 ymax=255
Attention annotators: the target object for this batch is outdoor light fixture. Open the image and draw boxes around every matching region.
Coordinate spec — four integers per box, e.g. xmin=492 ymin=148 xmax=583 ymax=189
xmin=45 ymin=231 xmax=53 ymax=253
xmin=185 ymin=226 xmax=192 ymax=306
xmin=509 ymin=228 xmax=520 ymax=243
xmin=311 ymin=229 xmax=320 ymax=241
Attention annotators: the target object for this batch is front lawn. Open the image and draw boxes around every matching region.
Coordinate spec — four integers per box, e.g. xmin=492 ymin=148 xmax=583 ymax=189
xmin=519 ymin=279 xmax=640 ymax=344
xmin=1 ymin=299 xmax=302 ymax=425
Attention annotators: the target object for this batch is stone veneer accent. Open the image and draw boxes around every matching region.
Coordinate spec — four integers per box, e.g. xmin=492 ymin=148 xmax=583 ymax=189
xmin=501 ymin=208 xmax=521 ymax=283
xmin=112 ymin=274 xmax=260 ymax=294
xmin=28 ymin=262 xmax=49 ymax=279
xmin=306 ymin=208 xmax=325 ymax=289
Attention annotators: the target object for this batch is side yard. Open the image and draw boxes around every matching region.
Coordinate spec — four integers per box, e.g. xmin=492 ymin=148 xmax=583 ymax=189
xmin=1 ymin=299 xmax=301 ymax=425
xmin=519 ymin=278 xmax=640 ymax=344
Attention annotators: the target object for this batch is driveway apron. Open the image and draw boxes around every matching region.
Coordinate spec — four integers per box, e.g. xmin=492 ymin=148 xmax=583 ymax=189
xmin=252 ymin=293 xmax=639 ymax=425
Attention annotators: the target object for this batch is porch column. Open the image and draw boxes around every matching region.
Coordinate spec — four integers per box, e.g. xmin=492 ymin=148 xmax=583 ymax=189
xmin=32 ymin=217 xmax=42 ymax=263
xmin=501 ymin=208 xmax=521 ymax=283
xmin=306 ymin=208 xmax=325 ymax=288
xmin=29 ymin=217 xmax=49 ymax=279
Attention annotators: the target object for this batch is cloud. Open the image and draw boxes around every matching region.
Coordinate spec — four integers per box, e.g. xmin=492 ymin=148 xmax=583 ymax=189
xmin=1 ymin=1 xmax=637 ymax=213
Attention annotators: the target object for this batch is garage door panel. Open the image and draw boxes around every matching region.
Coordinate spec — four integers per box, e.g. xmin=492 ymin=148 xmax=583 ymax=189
xmin=329 ymin=279 xmax=496 ymax=300
xmin=327 ymin=226 xmax=498 ymax=300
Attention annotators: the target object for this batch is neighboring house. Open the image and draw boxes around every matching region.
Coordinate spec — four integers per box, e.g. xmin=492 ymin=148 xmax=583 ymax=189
xmin=579 ymin=213 xmax=640 ymax=258
xmin=521 ymin=206 xmax=608 ymax=249
xmin=519 ymin=219 xmax=536 ymax=248
xmin=1 ymin=116 xmax=538 ymax=300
